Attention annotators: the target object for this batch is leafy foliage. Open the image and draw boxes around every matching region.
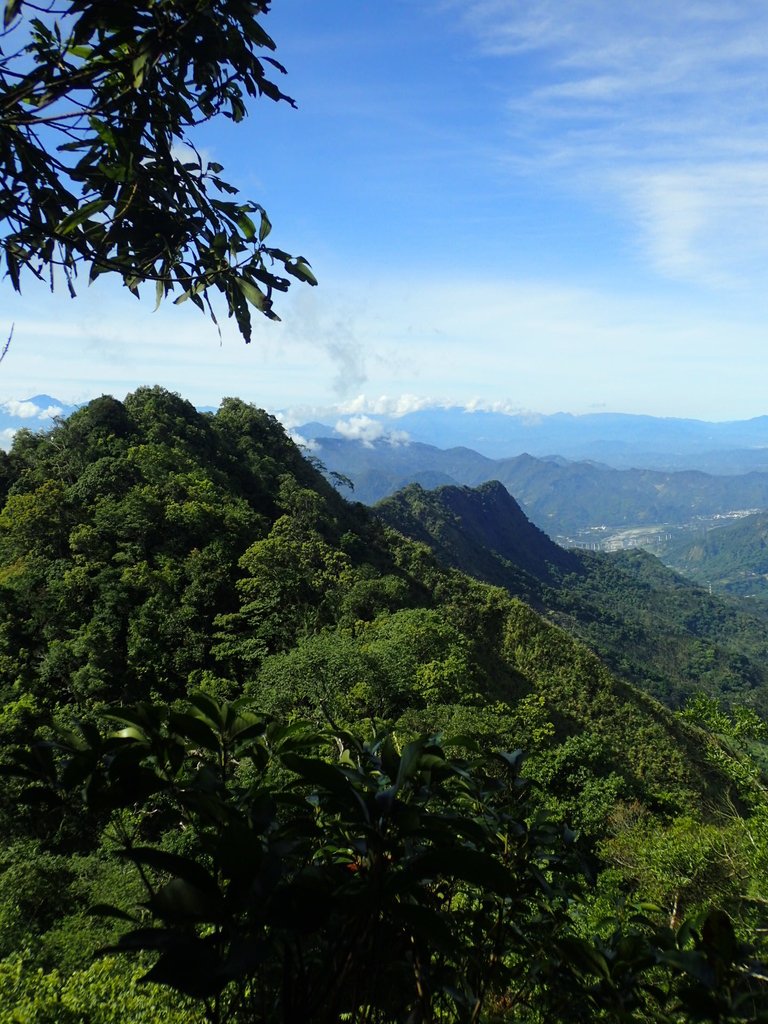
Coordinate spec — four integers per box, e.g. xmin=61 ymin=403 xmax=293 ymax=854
xmin=11 ymin=694 xmax=768 ymax=1024
xmin=2 ymin=391 xmax=768 ymax=1019
xmin=379 ymin=481 xmax=768 ymax=714
xmin=0 ymin=0 xmax=316 ymax=338
xmin=0 ymin=954 xmax=195 ymax=1023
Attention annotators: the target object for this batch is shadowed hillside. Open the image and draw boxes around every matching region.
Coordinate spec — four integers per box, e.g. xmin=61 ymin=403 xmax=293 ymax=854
xmin=378 ymin=481 xmax=768 ymax=714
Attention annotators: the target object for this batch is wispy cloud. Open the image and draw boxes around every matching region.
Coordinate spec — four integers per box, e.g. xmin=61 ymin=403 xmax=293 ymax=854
xmin=464 ymin=398 xmax=529 ymax=415
xmin=283 ymin=290 xmax=367 ymax=396
xmin=338 ymin=393 xmax=439 ymax=417
xmin=452 ymin=1 xmax=768 ymax=286
xmin=625 ymin=163 xmax=768 ymax=285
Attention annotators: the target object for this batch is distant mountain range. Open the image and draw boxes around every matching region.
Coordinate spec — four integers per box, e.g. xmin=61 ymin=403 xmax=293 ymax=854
xmin=308 ymin=435 xmax=768 ymax=541
xmin=8 ymin=397 xmax=768 ymax=474
xmin=299 ymin=406 xmax=768 ymax=473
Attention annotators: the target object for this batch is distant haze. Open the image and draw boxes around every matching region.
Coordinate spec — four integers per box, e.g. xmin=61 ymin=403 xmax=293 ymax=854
xmin=4 ymin=3 xmax=768 ymax=418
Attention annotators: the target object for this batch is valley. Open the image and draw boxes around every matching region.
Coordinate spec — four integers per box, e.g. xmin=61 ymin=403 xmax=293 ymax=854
xmin=564 ymin=507 xmax=764 ymax=554
xmin=2 ymin=392 xmax=768 ymax=1021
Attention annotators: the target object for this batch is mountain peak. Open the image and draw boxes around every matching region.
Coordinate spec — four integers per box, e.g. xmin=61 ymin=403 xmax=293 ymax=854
xmin=377 ymin=479 xmax=579 ymax=595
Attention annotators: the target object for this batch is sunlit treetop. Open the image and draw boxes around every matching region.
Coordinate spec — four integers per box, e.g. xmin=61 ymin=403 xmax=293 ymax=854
xmin=0 ymin=0 xmax=317 ymax=341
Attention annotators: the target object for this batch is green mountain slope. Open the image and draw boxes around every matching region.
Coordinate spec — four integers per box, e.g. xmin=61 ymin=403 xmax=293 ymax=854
xmin=377 ymin=481 xmax=768 ymax=714
xmin=0 ymin=390 xmax=728 ymax=807
xmin=375 ymin=480 xmax=579 ymax=599
xmin=2 ymin=391 xmax=768 ymax=1018
xmin=662 ymin=510 xmax=768 ymax=599
xmin=312 ymin=436 xmax=768 ymax=536
xmin=1 ymin=391 xmax=757 ymax=831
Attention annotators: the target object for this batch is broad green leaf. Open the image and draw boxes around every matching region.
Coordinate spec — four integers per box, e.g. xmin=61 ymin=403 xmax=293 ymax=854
xmin=236 ymin=211 xmax=257 ymax=240
xmin=396 ymin=738 xmax=425 ymax=788
xmin=151 ymin=878 xmax=226 ymax=923
xmin=168 ymin=711 xmax=220 ymax=753
xmin=56 ymin=199 xmax=110 ymax=235
xmin=285 ymin=259 xmax=318 ymax=286
xmin=237 ymin=276 xmax=267 ymax=310
xmin=120 ymin=846 xmax=219 ymax=895
xmin=412 ymin=846 xmax=514 ymax=895
xmin=132 ymin=51 xmax=150 ymax=88
xmin=188 ymin=691 xmax=226 ymax=729
xmin=657 ymin=949 xmax=716 ymax=986
xmin=556 ymin=937 xmax=612 ymax=981
xmin=3 ymin=0 xmax=21 ymax=29
xmin=141 ymin=941 xmax=225 ymax=998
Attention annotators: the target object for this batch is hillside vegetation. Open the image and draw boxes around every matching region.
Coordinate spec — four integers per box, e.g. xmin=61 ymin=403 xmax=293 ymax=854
xmin=1 ymin=391 xmax=767 ymax=1021
xmin=662 ymin=511 xmax=768 ymax=600
xmin=377 ymin=481 xmax=768 ymax=714
xmin=310 ymin=436 xmax=768 ymax=537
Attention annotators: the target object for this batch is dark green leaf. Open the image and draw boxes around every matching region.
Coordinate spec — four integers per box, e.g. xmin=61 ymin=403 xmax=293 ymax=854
xmin=120 ymin=847 xmax=219 ymax=894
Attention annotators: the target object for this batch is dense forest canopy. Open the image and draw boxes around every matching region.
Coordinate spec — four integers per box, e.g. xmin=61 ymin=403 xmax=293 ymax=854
xmin=1 ymin=389 xmax=767 ymax=1021
xmin=377 ymin=481 xmax=768 ymax=714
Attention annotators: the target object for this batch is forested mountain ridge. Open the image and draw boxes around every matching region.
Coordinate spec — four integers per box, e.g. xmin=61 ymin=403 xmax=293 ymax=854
xmin=662 ymin=510 xmax=768 ymax=600
xmin=376 ymin=480 xmax=579 ymax=599
xmin=0 ymin=390 xmax=727 ymax=803
xmin=310 ymin=435 xmax=768 ymax=536
xmin=1 ymin=389 xmax=768 ymax=1021
xmin=377 ymin=481 xmax=768 ymax=715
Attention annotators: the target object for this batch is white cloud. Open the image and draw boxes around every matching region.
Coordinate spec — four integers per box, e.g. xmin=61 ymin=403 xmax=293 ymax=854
xmin=283 ymin=290 xmax=367 ymax=396
xmin=624 ymin=164 xmax=768 ymax=285
xmin=0 ymin=427 xmax=17 ymax=449
xmin=38 ymin=404 xmax=63 ymax=419
xmin=337 ymin=393 xmax=441 ymax=417
xmin=1 ymin=399 xmax=42 ymax=419
xmin=0 ymin=399 xmax=62 ymax=421
xmin=463 ymin=398 xmax=529 ymax=415
xmin=287 ymin=430 xmax=319 ymax=451
xmin=334 ymin=415 xmax=385 ymax=444
xmin=386 ymin=430 xmax=411 ymax=446
xmin=284 ymin=394 xmax=539 ymax=423
xmin=334 ymin=415 xmax=411 ymax=447
xmin=452 ymin=0 xmax=768 ymax=287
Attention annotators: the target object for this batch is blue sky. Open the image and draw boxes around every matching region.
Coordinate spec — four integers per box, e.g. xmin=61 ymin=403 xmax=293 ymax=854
xmin=3 ymin=0 xmax=768 ymax=421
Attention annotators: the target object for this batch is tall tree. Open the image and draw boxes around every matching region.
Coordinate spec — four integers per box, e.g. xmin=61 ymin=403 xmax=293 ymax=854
xmin=0 ymin=0 xmax=316 ymax=340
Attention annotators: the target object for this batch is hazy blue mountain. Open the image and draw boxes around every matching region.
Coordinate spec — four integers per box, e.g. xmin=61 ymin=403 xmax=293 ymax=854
xmin=312 ymin=436 xmax=768 ymax=538
xmin=300 ymin=407 xmax=768 ymax=472
xmin=0 ymin=394 xmax=78 ymax=446
xmin=312 ymin=437 xmax=497 ymax=503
